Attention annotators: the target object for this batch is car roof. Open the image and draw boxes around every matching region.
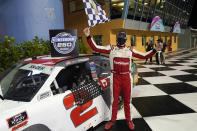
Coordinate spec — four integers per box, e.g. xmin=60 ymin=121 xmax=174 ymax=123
xmin=20 ymin=54 xmax=93 ymax=66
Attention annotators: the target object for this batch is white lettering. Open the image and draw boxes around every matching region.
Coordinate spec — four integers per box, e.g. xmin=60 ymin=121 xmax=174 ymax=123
xmin=101 ymin=79 xmax=107 ymax=87
xmin=114 ymin=61 xmax=129 ymax=65
xmin=57 ymin=43 xmax=72 ymax=47
xmin=57 ymin=38 xmax=74 ymax=42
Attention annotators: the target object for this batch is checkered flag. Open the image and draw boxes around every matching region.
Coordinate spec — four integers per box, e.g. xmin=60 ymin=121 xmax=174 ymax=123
xmin=83 ymin=0 xmax=110 ymax=27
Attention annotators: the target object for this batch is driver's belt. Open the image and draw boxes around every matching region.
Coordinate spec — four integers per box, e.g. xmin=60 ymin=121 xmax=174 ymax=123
xmin=111 ymin=70 xmax=131 ymax=74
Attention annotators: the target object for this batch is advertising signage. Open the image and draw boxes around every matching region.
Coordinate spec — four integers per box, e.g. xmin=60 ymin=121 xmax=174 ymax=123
xmin=173 ymin=22 xmax=181 ymax=33
xmin=49 ymin=29 xmax=78 ymax=57
xmin=150 ymin=16 xmax=165 ymax=32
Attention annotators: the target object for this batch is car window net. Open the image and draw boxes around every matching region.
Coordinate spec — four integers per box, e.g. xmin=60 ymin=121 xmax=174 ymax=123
xmin=71 ymin=80 xmax=103 ymax=106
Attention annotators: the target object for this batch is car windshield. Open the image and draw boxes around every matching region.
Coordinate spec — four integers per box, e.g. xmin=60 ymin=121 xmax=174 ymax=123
xmin=0 ymin=63 xmax=51 ymax=102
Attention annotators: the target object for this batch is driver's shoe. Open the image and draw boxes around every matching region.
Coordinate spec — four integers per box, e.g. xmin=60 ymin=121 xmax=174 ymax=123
xmin=104 ymin=121 xmax=114 ymax=130
xmin=127 ymin=121 xmax=135 ymax=130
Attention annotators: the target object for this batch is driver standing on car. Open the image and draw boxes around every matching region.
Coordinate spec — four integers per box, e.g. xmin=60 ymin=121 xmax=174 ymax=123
xmin=83 ymin=27 xmax=157 ymax=130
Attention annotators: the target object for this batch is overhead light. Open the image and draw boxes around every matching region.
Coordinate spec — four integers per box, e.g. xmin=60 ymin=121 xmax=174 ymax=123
xmin=117 ymin=2 xmax=124 ymax=7
xmin=111 ymin=0 xmax=120 ymax=2
xmin=113 ymin=3 xmax=117 ymax=6
xmin=144 ymin=2 xmax=148 ymax=5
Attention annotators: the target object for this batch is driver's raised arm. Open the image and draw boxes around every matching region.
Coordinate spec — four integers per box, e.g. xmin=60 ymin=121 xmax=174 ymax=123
xmin=131 ymin=48 xmax=157 ymax=59
xmin=83 ymin=27 xmax=111 ymax=54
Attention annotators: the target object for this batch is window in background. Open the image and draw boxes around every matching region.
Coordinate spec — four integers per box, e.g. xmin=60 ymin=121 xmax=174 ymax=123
xmin=93 ymin=35 xmax=103 ymax=45
xmin=142 ymin=35 xmax=146 ymax=46
xmin=131 ymin=35 xmax=136 ymax=46
xmin=96 ymin=0 xmax=105 ymax=5
xmin=68 ymin=0 xmax=84 ymax=13
xmin=163 ymin=2 xmax=170 ymax=26
xmin=158 ymin=36 xmax=162 ymax=42
xmin=68 ymin=0 xmax=105 ymax=13
xmin=111 ymin=0 xmax=124 ymax=19
xmin=127 ymin=1 xmax=136 ymax=19
xmin=170 ymin=36 xmax=172 ymax=43
xmin=151 ymin=35 xmax=154 ymax=45
xmin=154 ymin=0 xmax=162 ymax=17
xmin=145 ymin=0 xmax=152 ymax=22
xmin=147 ymin=0 xmax=156 ymax=23
xmin=134 ymin=2 xmax=143 ymax=21
xmin=174 ymin=36 xmax=176 ymax=43
xmin=167 ymin=4 xmax=174 ymax=26
xmin=142 ymin=0 xmax=151 ymax=22
xmin=174 ymin=7 xmax=179 ymax=22
xmin=165 ymin=36 xmax=167 ymax=43
xmin=160 ymin=0 xmax=166 ymax=20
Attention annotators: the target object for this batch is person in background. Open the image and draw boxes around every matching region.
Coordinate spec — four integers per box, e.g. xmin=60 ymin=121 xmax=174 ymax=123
xmin=155 ymin=38 xmax=163 ymax=65
xmin=162 ymin=42 xmax=167 ymax=64
xmin=167 ymin=39 xmax=172 ymax=52
xmin=145 ymin=39 xmax=154 ymax=64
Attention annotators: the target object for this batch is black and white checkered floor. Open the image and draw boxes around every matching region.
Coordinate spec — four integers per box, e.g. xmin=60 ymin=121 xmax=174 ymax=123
xmin=92 ymin=49 xmax=197 ymax=131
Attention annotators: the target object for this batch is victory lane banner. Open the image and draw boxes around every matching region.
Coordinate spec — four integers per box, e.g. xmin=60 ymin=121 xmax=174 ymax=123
xmin=49 ymin=29 xmax=78 ymax=57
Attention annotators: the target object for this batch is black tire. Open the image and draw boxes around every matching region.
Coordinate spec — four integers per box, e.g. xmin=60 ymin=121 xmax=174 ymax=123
xmin=23 ymin=124 xmax=51 ymax=131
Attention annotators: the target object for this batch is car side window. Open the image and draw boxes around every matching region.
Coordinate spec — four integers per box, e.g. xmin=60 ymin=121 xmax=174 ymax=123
xmin=93 ymin=56 xmax=110 ymax=78
xmin=50 ymin=62 xmax=93 ymax=95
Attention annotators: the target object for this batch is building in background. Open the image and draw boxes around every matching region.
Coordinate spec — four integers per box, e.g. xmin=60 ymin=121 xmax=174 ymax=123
xmin=63 ymin=0 xmax=195 ymax=54
xmin=0 ymin=0 xmax=194 ymax=51
xmin=0 ymin=0 xmax=64 ymax=44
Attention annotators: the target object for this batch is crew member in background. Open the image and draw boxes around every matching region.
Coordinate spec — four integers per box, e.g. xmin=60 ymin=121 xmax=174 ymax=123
xmin=155 ymin=38 xmax=164 ymax=65
xmin=83 ymin=27 xmax=157 ymax=130
xmin=167 ymin=39 xmax=172 ymax=52
xmin=162 ymin=41 xmax=167 ymax=64
xmin=145 ymin=39 xmax=154 ymax=64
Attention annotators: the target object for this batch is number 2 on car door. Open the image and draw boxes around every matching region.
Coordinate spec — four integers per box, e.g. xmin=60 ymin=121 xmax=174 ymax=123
xmin=63 ymin=93 xmax=98 ymax=127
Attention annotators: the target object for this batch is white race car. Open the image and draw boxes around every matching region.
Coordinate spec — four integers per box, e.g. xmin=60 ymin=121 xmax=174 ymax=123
xmin=0 ymin=55 xmax=112 ymax=131
xmin=0 ymin=55 xmax=138 ymax=131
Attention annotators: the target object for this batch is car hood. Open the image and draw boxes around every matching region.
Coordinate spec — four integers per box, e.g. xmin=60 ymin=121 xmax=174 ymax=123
xmin=0 ymin=100 xmax=27 ymax=115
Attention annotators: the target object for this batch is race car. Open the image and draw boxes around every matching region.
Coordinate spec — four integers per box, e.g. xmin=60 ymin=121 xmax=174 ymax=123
xmin=0 ymin=54 xmax=138 ymax=131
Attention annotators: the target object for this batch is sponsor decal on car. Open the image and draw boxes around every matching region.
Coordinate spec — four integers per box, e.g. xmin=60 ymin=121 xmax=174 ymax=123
xmin=99 ymin=78 xmax=109 ymax=89
xmin=90 ymin=66 xmax=96 ymax=71
xmin=91 ymin=70 xmax=97 ymax=74
xmin=20 ymin=64 xmax=52 ymax=75
xmin=37 ymin=91 xmax=51 ymax=101
xmin=92 ymin=73 xmax=98 ymax=78
xmin=7 ymin=111 xmax=28 ymax=131
xmin=29 ymin=65 xmax=46 ymax=70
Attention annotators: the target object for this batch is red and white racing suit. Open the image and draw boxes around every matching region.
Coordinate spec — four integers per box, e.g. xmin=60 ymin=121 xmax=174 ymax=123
xmin=87 ymin=36 xmax=156 ymax=122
